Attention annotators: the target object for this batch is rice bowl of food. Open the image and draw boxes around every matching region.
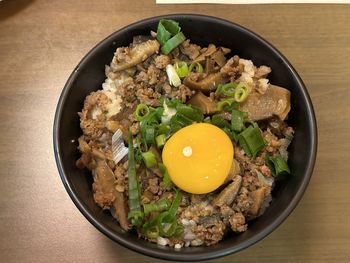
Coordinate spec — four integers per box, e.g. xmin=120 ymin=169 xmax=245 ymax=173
xmin=54 ymin=14 xmax=317 ymax=261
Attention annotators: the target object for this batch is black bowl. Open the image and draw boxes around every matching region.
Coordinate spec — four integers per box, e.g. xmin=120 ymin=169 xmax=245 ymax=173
xmin=53 ymin=14 xmax=317 ymax=261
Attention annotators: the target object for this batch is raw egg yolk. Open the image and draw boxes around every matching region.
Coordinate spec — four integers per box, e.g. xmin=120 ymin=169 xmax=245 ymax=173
xmin=162 ymin=123 xmax=234 ymax=194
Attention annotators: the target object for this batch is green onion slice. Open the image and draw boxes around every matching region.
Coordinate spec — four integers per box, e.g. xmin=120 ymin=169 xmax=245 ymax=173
xmin=143 ymin=199 xmax=171 ymax=216
xmin=161 ymin=32 xmax=186 ymax=55
xmin=156 ymin=19 xmax=180 ymax=45
xmin=176 ymin=104 xmax=204 ymax=122
xmin=158 ymin=163 xmax=172 ymax=189
xmin=217 ymin=99 xmax=235 ymax=111
xmin=188 ymin=62 xmax=203 ymax=73
xmin=174 ymin=61 xmax=189 ymax=78
xmin=231 ymin=109 xmax=247 ymax=132
xmin=234 ymin=82 xmax=250 ymax=102
xmin=134 ymin=103 xmax=150 ymax=121
xmin=127 ymin=132 xmax=144 ymax=226
xmin=238 ymin=123 xmax=266 ymax=158
xmin=156 ymin=134 xmax=167 ymax=148
xmin=141 ymin=150 xmax=157 ymax=168
xmin=265 ymin=155 xmax=291 ymax=178
xmin=216 ymin=82 xmax=237 ymax=97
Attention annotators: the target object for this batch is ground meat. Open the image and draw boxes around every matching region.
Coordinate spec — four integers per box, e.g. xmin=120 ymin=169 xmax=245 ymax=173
xmin=229 ymin=212 xmax=247 ymax=232
xmin=79 ymin=92 xmax=110 ymax=140
xmin=242 ymin=172 xmax=260 ymax=192
xmin=192 ymin=220 xmax=226 ymax=246
xmin=162 ymin=82 xmax=193 ymax=101
xmin=136 ymin=86 xmax=161 ymax=106
xmin=154 ymin=54 xmax=171 ymax=69
xmin=233 ymin=186 xmax=253 ymax=214
xmin=116 ymin=79 xmax=138 ymax=107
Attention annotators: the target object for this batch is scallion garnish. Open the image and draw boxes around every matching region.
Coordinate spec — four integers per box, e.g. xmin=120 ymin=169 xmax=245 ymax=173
xmin=265 ymin=154 xmax=291 ymax=178
xmin=155 ymin=134 xmax=167 ymax=148
xmin=216 ymin=82 xmax=237 ymax=97
xmin=231 ymin=109 xmax=247 ymax=132
xmin=217 ymin=98 xmax=235 ymax=111
xmin=238 ymin=123 xmax=266 ymax=158
xmin=134 ymin=103 xmax=150 ymax=121
xmin=143 ymin=198 xmax=171 ymax=216
xmin=188 ymin=61 xmax=203 ymax=73
xmin=141 ymin=150 xmax=157 ymax=168
xmin=176 ymin=104 xmax=204 ymax=122
xmin=234 ymin=82 xmax=250 ymax=102
xmin=157 ymin=19 xmax=186 ymax=54
xmin=127 ymin=132 xmax=144 ymax=226
xmin=174 ymin=61 xmax=189 ymax=78
xmin=158 ymin=163 xmax=172 ymax=189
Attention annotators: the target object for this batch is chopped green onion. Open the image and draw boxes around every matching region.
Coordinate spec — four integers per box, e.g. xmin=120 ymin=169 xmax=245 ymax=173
xmin=166 ymin=64 xmax=182 ymax=87
xmin=189 ymin=62 xmax=203 ymax=73
xmin=222 ymin=127 xmax=238 ymax=142
xmin=145 ymin=225 xmax=159 ymax=239
xmin=174 ymin=61 xmax=189 ymax=78
xmin=157 ymin=124 xmax=170 ymax=135
xmin=238 ymin=123 xmax=266 ymax=158
xmin=231 ymin=109 xmax=247 ymax=132
xmin=157 ymin=190 xmax=183 ymax=237
xmin=161 ymin=32 xmax=186 ymax=55
xmin=156 ymin=134 xmax=167 ymax=148
xmin=176 ymin=104 xmax=204 ymax=122
xmin=217 ymin=99 xmax=235 ymax=111
xmin=141 ymin=150 xmax=157 ymax=168
xmin=234 ymin=82 xmax=250 ymax=102
xmin=142 ymin=217 xmax=159 ymax=238
xmin=134 ymin=103 xmax=150 ymax=121
xmin=216 ymin=82 xmax=237 ymax=97
xmin=211 ymin=115 xmax=231 ymax=130
xmin=169 ymin=113 xmax=193 ymax=132
xmin=143 ymin=199 xmax=171 ymax=216
xmin=145 ymin=127 xmax=155 ymax=145
xmin=156 ymin=19 xmax=180 ymax=46
xmin=127 ymin=132 xmax=144 ymax=226
xmin=265 ymin=155 xmax=291 ymax=178
xmin=158 ymin=163 xmax=172 ymax=189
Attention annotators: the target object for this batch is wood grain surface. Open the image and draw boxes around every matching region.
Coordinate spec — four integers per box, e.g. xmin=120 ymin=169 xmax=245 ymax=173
xmin=1 ymin=1 xmax=350 ymax=262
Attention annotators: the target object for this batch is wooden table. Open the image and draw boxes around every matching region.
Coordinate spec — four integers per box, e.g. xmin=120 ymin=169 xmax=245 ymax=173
xmin=1 ymin=1 xmax=350 ymax=262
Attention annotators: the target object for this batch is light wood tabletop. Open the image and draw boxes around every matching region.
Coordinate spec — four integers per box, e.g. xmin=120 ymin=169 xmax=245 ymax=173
xmin=1 ymin=1 xmax=350 ymax=262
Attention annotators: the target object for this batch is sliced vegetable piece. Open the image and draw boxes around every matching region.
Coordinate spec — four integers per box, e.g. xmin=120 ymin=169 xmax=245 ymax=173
xmin=188 ymin=62 xmax=203 ymax=73
xmin=127 ymin=132 xmax=144 ymax=226
xmin=158 ymin=163 xmax=173 ymax=189
xmin=143 ymin=199 xmax=171 ymax=216
xmin=265 ymin=154 xmax=291 ymax=178
xmin=161 ymin=32 xmax=186 ymax=55
xmin=166 ymin=64 xmax=182 ymax=87
xmin=216 ymin=82 xmax=237 ymax=97
xmin=234 ymin=82 xmax=250 ymax=102
xmin=156 ymin=134 xmax=167 ymax=148
xmin=141 ymin=150 xmax=157 ymax=168
xmin=231 ymin=109 xmax=247 ymax=132
xmin=176 ymin=104 xmax=204 ymax=122
xmin=174 ymin=61 xmax=189 ymax=78
xmin=134 ymin=103 xmax=150 ymax=121
xmin=238 ymin=123 xmax=266 ymax=158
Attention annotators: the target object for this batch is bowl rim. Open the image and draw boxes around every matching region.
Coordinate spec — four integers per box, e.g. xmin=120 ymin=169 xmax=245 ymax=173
xmin=53 ymin=13 xmax=317 ymax=261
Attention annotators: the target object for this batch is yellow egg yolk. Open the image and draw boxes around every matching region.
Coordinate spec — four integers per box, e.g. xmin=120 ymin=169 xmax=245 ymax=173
xmin=162 ymin=123 xmax=234 ymax=194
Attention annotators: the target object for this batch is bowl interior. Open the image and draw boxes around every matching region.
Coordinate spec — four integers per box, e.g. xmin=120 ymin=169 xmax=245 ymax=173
xmin=54 ymin=14 xmax=316 ymax=261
